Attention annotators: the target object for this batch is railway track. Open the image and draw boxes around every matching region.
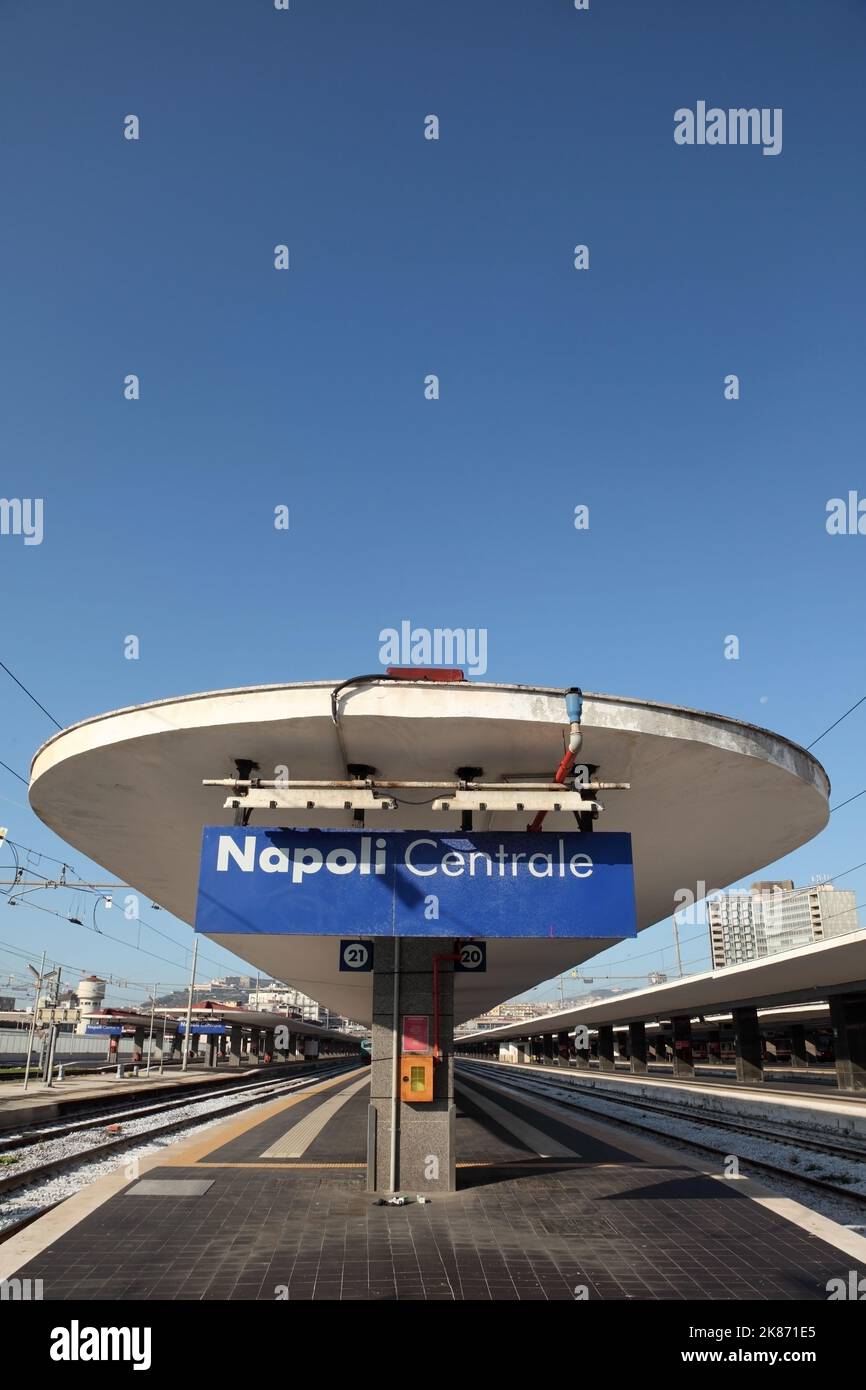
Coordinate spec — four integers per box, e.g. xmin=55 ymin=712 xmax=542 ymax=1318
xmin=456 ymin=1060 xmax=866 ymax=1203
xmin=0 ymin=1060 xmax=361 ymax=1216
xmin=0 ymin=1064 xmax=342 ymax=1152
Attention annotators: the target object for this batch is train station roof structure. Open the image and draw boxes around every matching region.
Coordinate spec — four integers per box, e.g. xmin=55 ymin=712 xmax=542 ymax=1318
xmin=29 ymin=677 xmax=830 ymax=1025
xmin=455 ymin=931 xmax=866 ymax=1042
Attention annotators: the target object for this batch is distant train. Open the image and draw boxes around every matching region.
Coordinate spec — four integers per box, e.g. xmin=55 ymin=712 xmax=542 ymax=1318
xmin=360 ymin=1037 xmax=372 ymax=1064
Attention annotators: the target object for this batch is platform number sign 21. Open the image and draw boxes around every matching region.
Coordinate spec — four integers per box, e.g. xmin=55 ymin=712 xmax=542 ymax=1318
xmin=455 ymin=942 xmax=486 ymax=972
xmin=339 ymin=940 xmax=374 ymax=972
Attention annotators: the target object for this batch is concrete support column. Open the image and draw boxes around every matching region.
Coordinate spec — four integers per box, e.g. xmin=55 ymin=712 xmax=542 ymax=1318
xmin=708 ymin=1027 xmax=722 ymax=1066
xmin=557 ymin=1030 xmax=570 ymax=1066
xmin=616 ymin=1033 xmax=628 ymax=1060
xmin=230 ymin=1025 xmax=242 ymax=1066
xmin=788 ymin=1022 xmax=808 ymax=1071
xmin=369 ymin=939 xmax=455 ymax=1194
xmin=672 ymin=1016 xmax=694 ymax=1079
xmin=830 ymin=994 xmax=866 ymax=1093
xmin=206 ymin=1035 xmax=218 ymax=1067
xmin=543 ymin=1034 xmax=555 ymax=1065
xmin=249 ymin=1027 xmax=260 ymax=1063
xmin=264 ymin=1029 xmax=275 ymax=1063
xmin=628 ymin=1021 xmax=647 ymax=1075
xmin=597 ymin=1025 xmax=616 ymax=1073
xmin=732 ymin=1006 xmax=763 ymax=1085
xmin=133 ymin=1028 xmax=145 ymax=1065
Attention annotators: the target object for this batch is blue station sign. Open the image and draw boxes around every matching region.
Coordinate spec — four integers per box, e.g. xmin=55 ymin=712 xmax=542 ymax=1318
xmin=194 ymin=827 xmax=637 ymax=941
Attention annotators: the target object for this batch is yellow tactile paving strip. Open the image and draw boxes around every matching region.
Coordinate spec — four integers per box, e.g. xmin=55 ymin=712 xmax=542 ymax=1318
xmin=160 ymin=1068 xmax=366 ymax=1167
xmin=189 ymin=1161 xmax=365 ymax=1170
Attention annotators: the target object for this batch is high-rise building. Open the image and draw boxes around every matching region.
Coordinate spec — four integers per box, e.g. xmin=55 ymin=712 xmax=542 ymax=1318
xmin=709 ymin=881 xmax=859 ymax=968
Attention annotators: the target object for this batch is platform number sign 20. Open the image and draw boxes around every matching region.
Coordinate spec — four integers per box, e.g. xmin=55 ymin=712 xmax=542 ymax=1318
xmin=339 ymin=940 xmax=374 ymax=972
xmin=455 ymin=942 xmax=487 ymax=972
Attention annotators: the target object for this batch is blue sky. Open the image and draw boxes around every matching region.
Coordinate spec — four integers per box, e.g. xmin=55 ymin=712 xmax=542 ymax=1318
xmin=1 ymin=0 xmax=864 ymax=1009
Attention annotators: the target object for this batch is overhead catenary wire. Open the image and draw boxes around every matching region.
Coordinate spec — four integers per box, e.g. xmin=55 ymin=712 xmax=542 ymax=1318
xmin=0 ymin=759 xmax=28 ymax=786
xmin=0 ymin=656 xmax=63 ymax=789
xmin=830 ymin=787 xmax=866 ymax=813
xmin=0 ymin=658 xmax=63 ymax=730
xmin=0 ymin=832 xmax=246 ymax=978
xmin=0 ymin=936 xmax=185 ymax=995
xmin=554 ymin=866 xmax=866 ymax=988
xmin=807 ymin=692 xmax=866 ymax=750
xmin=0 ymin=658 xmax=291 ymax=989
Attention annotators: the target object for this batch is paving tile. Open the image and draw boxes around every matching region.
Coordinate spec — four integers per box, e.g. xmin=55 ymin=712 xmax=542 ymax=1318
xmin=11 ymin=1079 xmax=866 ymax=1303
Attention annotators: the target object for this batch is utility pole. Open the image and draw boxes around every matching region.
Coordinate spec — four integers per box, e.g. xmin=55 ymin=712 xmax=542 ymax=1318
xmin=672 ymin=917 xmax=684 ymax=978
xmin=145 ymin=984 xmax=157 ymax=1076
xmin=22 ymin=953 xmax=46 ymax=1094
xmin=181 ymin=938 xmax=199 ymax=1073
xmin=44 ymin=968 xmax=62 ymax=1088
xmin=159 ymin=1011 xmax=169 ymax=1075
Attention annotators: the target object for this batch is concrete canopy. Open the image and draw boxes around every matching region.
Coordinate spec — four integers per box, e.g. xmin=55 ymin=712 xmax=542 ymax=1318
xmin=29 ymin=678 xmax=830 ymax=1026
xmin=456 ymin=931 xmax=866 ymax=1043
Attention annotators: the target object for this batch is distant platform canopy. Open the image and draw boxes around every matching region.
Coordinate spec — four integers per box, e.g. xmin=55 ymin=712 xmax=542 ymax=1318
xmin=29 ymin=679 xmax=830 ymax=1025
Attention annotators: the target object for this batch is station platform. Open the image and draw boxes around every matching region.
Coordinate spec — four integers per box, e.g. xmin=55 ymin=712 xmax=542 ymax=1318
xmin=475 ymin=1059 xmax=866 ymax=1140
xmin=0 ymin=1060 xmax=323 ymax=1132
xmin=597 ymin=1062 xmax=841 ymax=1093
xmin=3 ymin=1063 xmax=865 ymax=1302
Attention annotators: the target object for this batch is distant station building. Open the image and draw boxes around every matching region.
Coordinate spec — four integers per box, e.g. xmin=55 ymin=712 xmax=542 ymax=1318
xmin=247 ymin=983 xmax=327 ymax=1022
xmin=709 ymin=881 xmax=860 ymax=969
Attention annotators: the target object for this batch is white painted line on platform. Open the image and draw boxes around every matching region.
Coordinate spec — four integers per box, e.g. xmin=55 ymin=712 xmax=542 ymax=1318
xmin=458 ymin=1061 xmax=866 ymax=1266
xmin=456 ymin=1077 xmax=581 ymax=1158
xmin=260 ymin=1072 xmax=369 ymax=1158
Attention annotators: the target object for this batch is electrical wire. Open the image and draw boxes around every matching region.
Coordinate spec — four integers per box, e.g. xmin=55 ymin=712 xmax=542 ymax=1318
xmin=0 ymin=759 xmax=28 ymax=786
xmin=807 ymin=693 xmax=866 ymax=750
xmin=830 ymin=788 xmax=866 ymax=813
xmin=0 ymin=658 xmax=63 ymax=729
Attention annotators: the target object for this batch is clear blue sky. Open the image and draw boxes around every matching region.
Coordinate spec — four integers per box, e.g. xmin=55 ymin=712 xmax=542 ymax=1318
xmin=1 ymin=1 xmax=864 ymax=1009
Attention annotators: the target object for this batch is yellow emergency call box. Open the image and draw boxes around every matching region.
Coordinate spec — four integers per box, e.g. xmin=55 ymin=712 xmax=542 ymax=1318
xmin=400 ymin=1053 xmax=434 ymax=1103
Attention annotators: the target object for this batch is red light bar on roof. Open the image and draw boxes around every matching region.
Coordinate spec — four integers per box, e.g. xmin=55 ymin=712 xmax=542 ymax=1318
xmin=386 ymin=668 xmax=465 ymax=682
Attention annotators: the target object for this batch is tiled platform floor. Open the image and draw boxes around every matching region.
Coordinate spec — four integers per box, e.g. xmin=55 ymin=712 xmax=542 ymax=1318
xmin=8 ymin=1067 xmax=865 ymax=1301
